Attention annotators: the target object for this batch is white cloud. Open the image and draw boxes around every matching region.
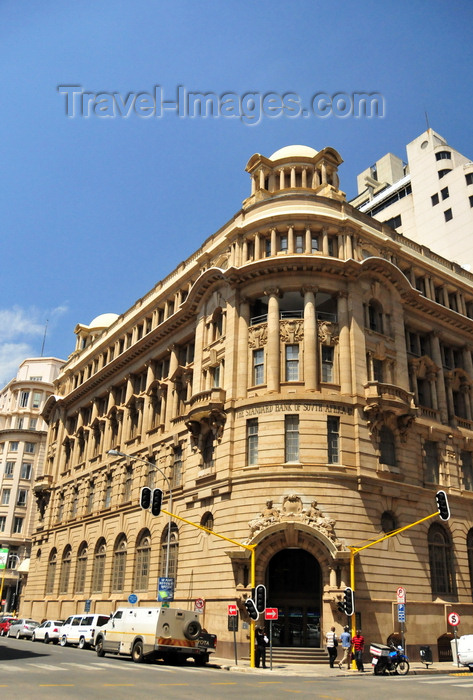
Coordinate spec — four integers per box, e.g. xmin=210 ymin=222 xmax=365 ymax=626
xmin=0 ymin=305 xmax=69 ymax=387
xmin=0 ymin=342 xmax=34 ymax=386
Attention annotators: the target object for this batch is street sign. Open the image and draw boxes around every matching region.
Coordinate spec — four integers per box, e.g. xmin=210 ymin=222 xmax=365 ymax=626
xmin=84 ymin=598 xmax=92 ymax=612
xmin=194 ymin=597 xmax=205 ymax=613
xmin=448 ymin=612 xmax=460 ymax=626
xmin=396 ymin=586 xmax=406 ymax=604
xmin=0 ymin=548 xmax=8 ymax=570
xmin=128 ymin=594 xmax=138 ymax=605
xmin=228 ymin=604 xmax=238 ymax=616
xmin=228 ymin=615 xmax=238 ymax=632
xmin=265 ymin=607 xmax=279 ymax=621
xmin=397 ymin=603 xmax=406 ymax=622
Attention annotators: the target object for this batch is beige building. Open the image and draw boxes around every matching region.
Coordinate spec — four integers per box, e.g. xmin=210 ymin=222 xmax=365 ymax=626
xmin=351 ymin=129 xmax=473 ymax=267
xmin=21 ymin=144 xmax=473 ymax=661
xmin=0 ymin=357 xmax=64 ymax=611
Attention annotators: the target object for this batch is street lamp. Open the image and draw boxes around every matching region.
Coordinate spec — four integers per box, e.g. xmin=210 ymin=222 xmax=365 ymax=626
xmin=107 ymin=449 xmax=173 ymax=579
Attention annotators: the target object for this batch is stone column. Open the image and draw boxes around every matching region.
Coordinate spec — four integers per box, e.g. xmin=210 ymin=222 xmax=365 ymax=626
xmin=279 ymin=169 xmax=285 ymax=189
xmin=305 ymin=227 xmax=311 ymax=253
xmin=165 ymin=345 xmax=179 ymax=425
xmin=237 ymin=298 xmax=250 ymax=398
xmin=338 ymin=292 xmax=352 ymax=395
xmin=288 ymin=226 xmax=294 ymax=254
xmin=430 ymin=333 xmax=448 ymax=423
xmin=254 ymin=232 xmax=261 ymax=260
xmin=302 ymin=168 xmax=307 ymax=188
xmin=322 ymin=228 xmax=329 ymax=255
xmin=321 ymin=161 xmax=327 ymax=184
xmin=444 ymin=374 xmax=456 ymax=426
xmin=259 ymin=169 xmax=265 ymax=189
xmin=265 ymin=289 xmax=280 ymax=393
xmin=270 ymin=228 xmax=277 ymax=257
xmin=290 ymin=167 xmax=296 ymax=188
xmin=242 ymin=238 xmax=248 ymax=264
xmin=192 ymin=314 xmax=206 ymax=395
xmin=303 ymin=287 xmax=317 ymax=391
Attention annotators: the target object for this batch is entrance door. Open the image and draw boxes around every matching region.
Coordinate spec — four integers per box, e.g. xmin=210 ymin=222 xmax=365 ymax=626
xmin=266 ymin=549 xmax=321 ymax=648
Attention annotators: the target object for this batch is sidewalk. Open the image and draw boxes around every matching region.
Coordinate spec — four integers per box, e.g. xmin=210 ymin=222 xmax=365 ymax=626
xmin=212 ymin=656 xmax=466 ymax=677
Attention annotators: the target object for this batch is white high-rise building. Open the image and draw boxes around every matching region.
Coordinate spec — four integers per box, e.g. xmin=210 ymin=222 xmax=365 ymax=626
xmin=351 ymin=129 xmax=473 ymax=267
xmin=0 ymin=357 xmax=64 ymax=612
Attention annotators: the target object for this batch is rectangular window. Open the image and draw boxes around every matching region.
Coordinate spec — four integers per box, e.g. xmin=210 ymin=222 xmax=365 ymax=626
xmin=13 ymin=517 xmax=23 ymax=533
xmin=438 ymin=169 xmax=451 ymax=179
xmin=9 ymin=442 xmax=18 ymax=452
xmin=29 ymin=376 xmax=42 ymax=381
xmin=24 ymin=442 xmax=35 ymax=454
xmin=32 ymin=391 xmax=42 ymax=409
xmin=436 ymin=151 xmax=451 ymax=161
xmin=0 ymin=516 xmax=5 ymax=532
xmin=247 ymin=418 xmax=258 ymax=465
xmin=284 ymin=415 xmax=299 ymax=462
xmin=17 ymin=417 xmax=24 ymax=430
xmin=321 ymin=346 xmax=334 ymax=382
xmin=424 ymin=441 xmax=439 ymax=483
xmin=327 ymin=416 xmax=340 ymax=464
xmin=5 ymin=462 xmax=14 ymax=477
xmin=466 ymin=172 xmax=473 ymax=186
xmin=17 ymin=489 xmax=27 ymax=507
xmin=384 ymin=214 xmax=402 ymax=229
xmin=469 ymin=195 xmax=473 ymax=208
xmin=29 ymin=418 xmax=37 ymax=430
xmin=279 ymin=234 xmax=288 ymax=253
xmin=431 ymin=193 xmax=439 ymax=206
xmin=19 ymin=391 xmax=29 ymax=408
xmin=461 ymin=451 xmax=473 ymax=491
xmin=440 ymin=186 xmax=449 ymax=200
xmin=171 ymin=446 xmax=183 ymax=489
xmin=295 ymin=234 xmax=304 ymax=253
xmin=265 ymin=238 xmax=271 ymax=257
xmin=285 ymin=344 xmax=299 ymax=381
xmin=444 ymin=208 xmax=453 ymax=222
xmin=311 ymin=235 xmax=319 ymax=252
xmin=1 ymin=489 xmax=10 ymax=505
xmin=373 ymin=358 xmax=384 ymax=383
xmin=253 ymin=348 xmax=264 ymax=385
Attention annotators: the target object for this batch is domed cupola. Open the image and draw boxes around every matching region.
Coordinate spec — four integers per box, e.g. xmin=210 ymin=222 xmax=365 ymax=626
xmin=243 ymin=144 xmax=344 ymax=209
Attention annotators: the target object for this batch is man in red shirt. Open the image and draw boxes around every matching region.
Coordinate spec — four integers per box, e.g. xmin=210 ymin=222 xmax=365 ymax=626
xmin=352 ymin=629 xmax=365 ymax=672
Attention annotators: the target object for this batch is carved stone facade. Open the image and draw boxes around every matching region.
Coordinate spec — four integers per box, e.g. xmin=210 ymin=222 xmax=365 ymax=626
xmin=19 ymin=145 xmax=473 ymax=661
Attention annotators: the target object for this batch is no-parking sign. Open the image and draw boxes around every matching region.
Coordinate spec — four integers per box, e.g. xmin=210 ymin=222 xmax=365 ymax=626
xmin=448 ymin=611 xmax=460 ymax=626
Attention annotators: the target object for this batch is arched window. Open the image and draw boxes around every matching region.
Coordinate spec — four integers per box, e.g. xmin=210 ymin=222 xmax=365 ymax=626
xmin=91 ymin=538 xmax=106 ymax=593
xmin=112 ymin=534 xmax=127 ymax=592
xmin=160 ymin=523 xmax=179 ymax=581
xmin=134 ymin=530 xmax=151 ymax=591
xmin=74 ymin=542 xmax=88 ymax=594
xmin=59 ymin=545 xmax=72 ymax=594
xmin=467 ymin=528 xmax=473 ymax=602
xmin=45 ymin=548 xmax=57 ymax=595
xmin=379 ymin=426 xmax=396 ymax=466
xmin=367 ymin=299 xmax=384 ymax=333
xmin=201 ymin=512 xmax=214 ymax=533
xmin=428 ymin=523 xmax=454 ymax=595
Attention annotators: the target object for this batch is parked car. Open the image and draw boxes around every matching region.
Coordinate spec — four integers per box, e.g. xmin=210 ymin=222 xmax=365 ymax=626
xmin=0 ymin=617 xmax=18 ymax=636
xmin=59 ymin=613 xmax=110 ymax=649
xmin=32 ymin=619 xmax=64 ymax=644
xmin=7 ymin=618 xmax=39 ymax=639
xmin=457 ymin=634 xmax=473 ymax=671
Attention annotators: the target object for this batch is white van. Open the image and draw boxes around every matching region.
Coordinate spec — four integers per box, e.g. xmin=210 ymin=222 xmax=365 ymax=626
xmin=457 ymin=635 xmax=473 ymax=670
xmin=59 ymin=613 xmax=110 ymax=649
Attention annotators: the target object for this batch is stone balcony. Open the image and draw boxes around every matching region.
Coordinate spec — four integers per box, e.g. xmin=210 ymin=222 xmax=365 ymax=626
xmin=185 ymin=387 xmax=226 ymax=423
xmin=364 ymin=381 xmax=416 ymax=415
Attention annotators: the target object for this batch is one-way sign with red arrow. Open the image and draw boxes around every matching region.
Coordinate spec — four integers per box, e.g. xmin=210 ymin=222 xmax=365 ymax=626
xmin=265 ymin=607 xmax=278 ymax=620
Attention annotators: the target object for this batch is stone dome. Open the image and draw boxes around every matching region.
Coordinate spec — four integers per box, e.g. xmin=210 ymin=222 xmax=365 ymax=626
xmin=88 ymin=313 xmax=119 ymax=329
xmin=269 ymin=145 xmax=318 ymax=161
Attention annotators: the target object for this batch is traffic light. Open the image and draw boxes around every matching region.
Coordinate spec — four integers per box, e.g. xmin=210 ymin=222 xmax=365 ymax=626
xmin=151 ymin=488 xmax=163 ymax=516
xmin=337 ymin=600 xmax=346 ymax=614
xmin=140 ymin=487 xmax=151 ymax=510
xmin=436 ymin=490 xmax=450 ymax=521
xmin=244 ymin=598 xmax=259 ymax=620
xmin=255 ymin=584 xmax=266 ymax=614
xmin=344 ymin=587 xmax=355 ymax=616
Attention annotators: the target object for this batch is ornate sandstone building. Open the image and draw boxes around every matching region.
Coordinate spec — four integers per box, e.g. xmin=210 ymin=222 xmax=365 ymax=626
xmin=22 ymin=145 xmax=473 ymax=659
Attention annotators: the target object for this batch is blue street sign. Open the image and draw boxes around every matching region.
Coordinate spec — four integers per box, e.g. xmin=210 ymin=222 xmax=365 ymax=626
xmin=128 ymin=594 xmax=138 ymax=605
xmin=398 ymin=603 xmax=406 ymax=622
xmin=158 ymin=577 xmax=175 ymax=602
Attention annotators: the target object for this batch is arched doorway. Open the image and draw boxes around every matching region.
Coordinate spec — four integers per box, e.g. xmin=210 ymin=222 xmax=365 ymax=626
xmin=266 ymin=548 xmax=322 ymax=648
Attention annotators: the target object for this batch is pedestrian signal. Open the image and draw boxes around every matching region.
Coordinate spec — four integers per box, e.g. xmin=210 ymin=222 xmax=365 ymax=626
xmin=436 ymin=490 xmax=450 ymax=521
xmin=140 ymin=487 xmax=151 ymax=510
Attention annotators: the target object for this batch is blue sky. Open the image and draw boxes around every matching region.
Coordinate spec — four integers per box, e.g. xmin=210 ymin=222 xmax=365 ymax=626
xmin=1 ymin=0 xmax=472 ymax=384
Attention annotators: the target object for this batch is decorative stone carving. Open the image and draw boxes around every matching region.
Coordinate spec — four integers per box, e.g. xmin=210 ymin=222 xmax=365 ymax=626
xmin=247 ymin=495 xmax=343 ymax=550
xmin=280 ymin=320 xmax=304 ymax=343
xmin=317 ymin=320 xmax=339 ymax=346
xmin=248 ymin=324 xmax=268 ymax=348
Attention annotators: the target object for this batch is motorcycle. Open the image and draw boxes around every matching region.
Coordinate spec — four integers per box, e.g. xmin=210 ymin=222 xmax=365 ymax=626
xmin=371 ymin=642 xmax=410 ymax=675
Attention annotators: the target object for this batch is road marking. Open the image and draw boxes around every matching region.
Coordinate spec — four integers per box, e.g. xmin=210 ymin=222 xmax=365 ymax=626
xmin=103 ymin=684 xmax=135 ymax=687
xmin=39 ymin=684 xmax=75 ymax=687
xmin=451 ymin=683 xmax=473 ymax=687
xmin=28 ymin=664 xmax=65 ymax=671
xmin=62 ymin=663 xmax=105 ymax=671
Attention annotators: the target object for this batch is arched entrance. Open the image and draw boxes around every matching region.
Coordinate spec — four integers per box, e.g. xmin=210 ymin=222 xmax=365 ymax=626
xmin=266 ymin=548 xmax=321 ymax=648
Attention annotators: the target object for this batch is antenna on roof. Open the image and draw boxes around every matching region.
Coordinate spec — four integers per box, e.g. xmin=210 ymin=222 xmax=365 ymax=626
xmin=41 ymin=319 xmax=49 ymax=356
xmin=425 ymin=111 xmax=430 ymax=130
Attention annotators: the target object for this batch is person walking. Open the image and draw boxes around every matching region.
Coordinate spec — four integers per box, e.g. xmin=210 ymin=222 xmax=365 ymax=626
xmin=352 ymin=629 xmax=365 ymax=672
xmin=255 ymin=626 xmax=267 ymax=668
xmin=338 ymin=625 xmax=352 ymax=669
xmin=325 ymin=626 xmax=338 ymax=668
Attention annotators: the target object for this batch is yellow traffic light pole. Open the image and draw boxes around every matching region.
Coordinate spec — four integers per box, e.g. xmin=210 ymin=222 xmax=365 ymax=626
xmin=161 ymin=508 xmax=257 ymax=668
xmin=348 ymin=507 xmax=443 ymax=668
